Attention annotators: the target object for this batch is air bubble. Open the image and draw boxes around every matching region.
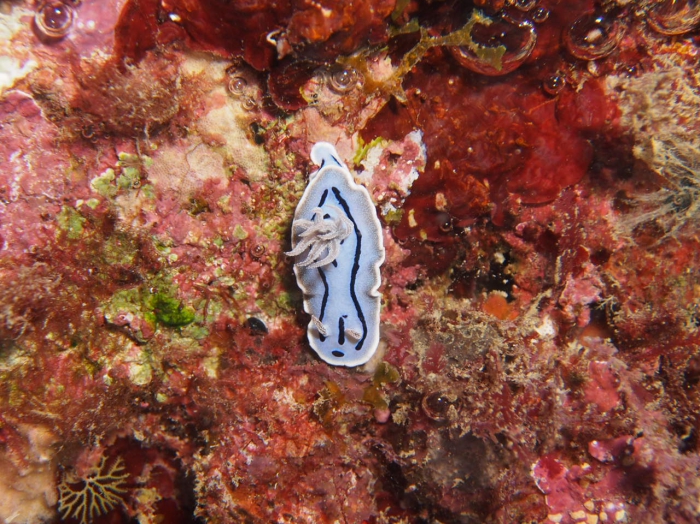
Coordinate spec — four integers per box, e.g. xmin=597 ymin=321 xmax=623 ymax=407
xmin=328 ymin=66 xmax=362 ymax=94
xmin=242 ymin=97 xmax=257 ymax=111
xmin=81 ymin=124 xmax=96 ymax=140
xmin=531 ymin=7 xmax=550 ymax=23
xmin=250 ymin=244 xmax=266 ymax=258
xmin=564 ymin=12 xmax=625 ymax=61
xmin=227 ymin=76 xmax=248 ymax=96
xmin=450 ymin=18 xmax=537 ymax=76
xmin=34 ymin=1 xmax=74 ymax=40
xmin=542 ymin=74 xmax=565 ymax=96
xmin=436 ymin=212 xmax=452 ymax=233
xmin=648 ymin=0 xmax=700 ymax=35
xmin=421 ymin=391 xmax=460 ymax=422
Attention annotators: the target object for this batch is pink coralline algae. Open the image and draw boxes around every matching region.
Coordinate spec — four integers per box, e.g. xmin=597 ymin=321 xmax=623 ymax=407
xmin=1 ymin=0 xmax=700 ymax=523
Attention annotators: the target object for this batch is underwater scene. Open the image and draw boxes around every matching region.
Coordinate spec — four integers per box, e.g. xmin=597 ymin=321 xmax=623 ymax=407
xmin=0 ymin=0 xmax=699 ymax=522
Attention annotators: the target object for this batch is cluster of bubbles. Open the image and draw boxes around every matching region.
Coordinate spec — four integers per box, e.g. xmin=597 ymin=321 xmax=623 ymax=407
xmin=556 ymin=0 xmax=699 ymax=94
xmin=225 ymin=67 xmax=259 ymax=111
xmin=561 ymin=0 xmax=700 ymax=58
xmin=541 ymin=73 xmax=566 ymax=96
xmin=34 ymin=0 xmax=79 ymax=41
xmin=32 ymin=0 xmax=700 ymax=108
xmin=297 ymin=63 xmax=364 ymax=108
xmin=450 ymin=0 xmax=700 ymax=94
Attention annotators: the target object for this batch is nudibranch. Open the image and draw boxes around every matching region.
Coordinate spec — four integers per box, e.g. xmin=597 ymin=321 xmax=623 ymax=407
xmin=287 ymin=142 xmax=385 ymax=367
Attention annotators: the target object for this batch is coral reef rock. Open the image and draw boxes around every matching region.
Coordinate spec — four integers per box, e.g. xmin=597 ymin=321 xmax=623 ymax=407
xmin=1 ymin=0 xmax=700 ymax=522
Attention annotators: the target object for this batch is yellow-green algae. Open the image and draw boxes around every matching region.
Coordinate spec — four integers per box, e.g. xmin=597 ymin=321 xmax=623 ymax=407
xmin=91 ymin=152 xmax=155 ymax=198
xmin=353 ymin=136 xmax=387 ymax=166
xmin=57 ymin=205 xmax=86 ymax=240
xmin=105 ymin=285 xmax=196 ymax=333
xmin=340 ymin=10 xmax=506 ymax=103
xmin=91 ymin=168 xmax=118 ymax=198
xmin=151 ymin=292 xmax=195 ymax=327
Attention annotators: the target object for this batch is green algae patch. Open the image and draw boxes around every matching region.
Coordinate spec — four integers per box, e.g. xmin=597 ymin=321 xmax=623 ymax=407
xmin=103 ymin=288 xmax=157 ymax=343
xmin=353 ymin=136 xmax=386 ymax=166
xmin=141 ymin=184 xmax=156 ymax=199
xmin=275 ymin=291 xmax=293 ymax=312
xmin=91 ymin=153 xmax=154 ymax=198
xmin=105 ymin=285 xmax=197 ymax=337
xmin=117 ymin=166 xmax=141 ymax=190
xmin=151 ymin=293 xmax=195 ymax=327
xmin=57 ymin=206 xmax=86 ymax=240
xmin=233 ymin=224 xmax=249 ymax=240
xmin=91 ymin=169 xmax=118 ymax=198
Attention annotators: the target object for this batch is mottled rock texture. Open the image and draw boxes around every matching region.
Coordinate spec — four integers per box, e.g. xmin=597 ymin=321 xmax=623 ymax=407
xmin=1 ymin=0 xmax=699 ymax=523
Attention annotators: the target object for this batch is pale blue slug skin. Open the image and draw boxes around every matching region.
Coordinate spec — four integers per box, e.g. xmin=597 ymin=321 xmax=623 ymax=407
xmin=290 ymin=143 xmax=385 ymax=367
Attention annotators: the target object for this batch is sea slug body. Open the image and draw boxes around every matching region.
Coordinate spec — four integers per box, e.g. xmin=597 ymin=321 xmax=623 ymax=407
xmin=287 ymin=142 xmax=385 ymax=366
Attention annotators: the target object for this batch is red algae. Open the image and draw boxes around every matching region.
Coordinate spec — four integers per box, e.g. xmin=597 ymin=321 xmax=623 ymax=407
xmin=1 ymin=0 xmax=700 ymax=523
xmin=114 ymin=0 xmax=395 ymax=72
